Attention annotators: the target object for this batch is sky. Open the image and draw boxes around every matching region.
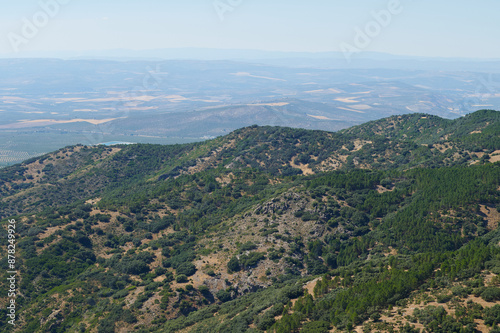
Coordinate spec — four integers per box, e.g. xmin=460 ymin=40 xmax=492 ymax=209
xmin=0 ymin=0 xmax=499 ymax=59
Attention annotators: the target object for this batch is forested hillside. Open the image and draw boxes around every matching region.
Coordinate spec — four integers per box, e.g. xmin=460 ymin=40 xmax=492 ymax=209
xmin=1 ymin=110 xmax=500 ymax=333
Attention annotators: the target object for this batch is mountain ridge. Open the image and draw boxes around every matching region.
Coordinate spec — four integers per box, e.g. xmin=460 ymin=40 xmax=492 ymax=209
xmin=1 ymin=110 xmax=499 ymax=219
xmin=1 ymin=109 xmax=500 ymax=332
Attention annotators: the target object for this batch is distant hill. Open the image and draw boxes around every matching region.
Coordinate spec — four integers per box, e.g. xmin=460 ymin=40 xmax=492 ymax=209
xmin=3 ymin=48 xmax=500 ymax=71
xmin=2 ymin=58 xmax=500 ymax=167
xmin=0 ymin=110 xmax=500 ymax=332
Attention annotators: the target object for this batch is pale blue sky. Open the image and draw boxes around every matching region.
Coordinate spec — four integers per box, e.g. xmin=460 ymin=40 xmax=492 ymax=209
xmin=0 ymin=0 xmax=499 ymax=58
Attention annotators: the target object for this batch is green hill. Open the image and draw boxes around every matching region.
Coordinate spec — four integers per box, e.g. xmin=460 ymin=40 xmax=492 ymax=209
xmin=1 ymin=110 xmax=500 ymax=333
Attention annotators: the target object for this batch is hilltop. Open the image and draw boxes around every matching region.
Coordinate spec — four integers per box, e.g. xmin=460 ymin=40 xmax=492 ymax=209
xmin=2 ymin=110 xmax=499 ymax=219
xmin=0 ymin=110 xmax=500 ymax=332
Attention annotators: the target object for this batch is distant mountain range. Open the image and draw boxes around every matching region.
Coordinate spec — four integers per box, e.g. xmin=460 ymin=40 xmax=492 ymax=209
xmin=2 ymin=48 xmax=500 ymax=71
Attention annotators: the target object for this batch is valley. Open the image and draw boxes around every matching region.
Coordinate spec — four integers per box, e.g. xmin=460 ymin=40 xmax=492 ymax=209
xmin=1 ymin=58 xmax=500 ymax=167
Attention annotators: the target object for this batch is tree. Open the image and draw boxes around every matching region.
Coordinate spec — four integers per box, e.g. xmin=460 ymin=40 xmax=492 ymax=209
xmin=176 ymin=262 xmax=197 ymax=277
xmin=176 ymin=274 xmax=188 ymax=283
xmin=216 ymin=289 xmax=232 ymax=303
xmin=227 ymin=256 xmax=240 ymax=273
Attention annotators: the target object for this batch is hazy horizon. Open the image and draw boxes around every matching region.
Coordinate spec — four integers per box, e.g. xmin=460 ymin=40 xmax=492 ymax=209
xmin=1 ymin=48 xmax=500 ymax=62
xmin=1 ymin=0 xmax=499 ymax=60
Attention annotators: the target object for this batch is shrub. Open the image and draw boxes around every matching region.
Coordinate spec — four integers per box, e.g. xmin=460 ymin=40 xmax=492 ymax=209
xmin=481 ymin=287 xmax=500 ymax=302
xmin=216 ymin=289 xmax=232 ymax=303
xmin=198 ymin=285 xmax=210 ymax=294
xmin=239 ymin=241 xmax=258 ymax=253
xmin=176 ymin=262 xmax=197 ymax=277
xmin=112 ymin=289 xmax=129 ymax=299
xmin=301 ymin=321 xmax=330 ymax=333
xmin=239 ymin=252 xmax=265 ymax=269
xmin=227 ymin=256 xmax=240 ymax=273
xmin=176 ymin=274 xmax=188 ymax=283
xmin=484 ymin=305 xmax=500 ymax=326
